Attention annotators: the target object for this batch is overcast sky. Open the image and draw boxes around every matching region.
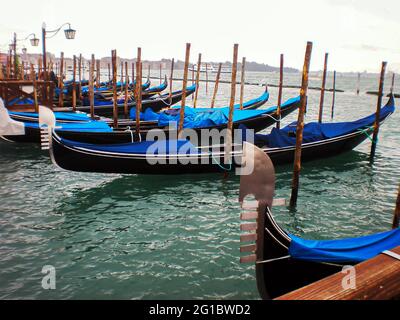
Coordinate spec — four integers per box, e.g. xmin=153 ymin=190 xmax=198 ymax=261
xmin=1 ymin=0 xmax=398 ymax=72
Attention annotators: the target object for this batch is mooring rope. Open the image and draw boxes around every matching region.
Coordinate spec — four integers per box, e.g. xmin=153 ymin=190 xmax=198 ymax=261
xmin=208 ymin=151 xmax=232 ymax=171
xmin=357 ymin=126 xmax=376 ymax=144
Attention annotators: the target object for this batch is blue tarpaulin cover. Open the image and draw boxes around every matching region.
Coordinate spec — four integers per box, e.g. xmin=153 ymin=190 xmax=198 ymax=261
xmin=25 ymin=121 xmax=112 ymax=132
xmin=10 ymin=111 xmax=92 ymax=122
xmin=256 ymin=101 xmax=395 ymax=148
xmin=130 ymin=94 xmax=297 ymax=129
xmin=289 ymin=228 xmax=400 ymax=263
xmin=60 ymin=138 xmax=198 ymax=154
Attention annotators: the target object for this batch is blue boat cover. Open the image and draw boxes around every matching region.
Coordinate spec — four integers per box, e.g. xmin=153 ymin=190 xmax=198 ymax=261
xmin=171 ymin=90 xmax=270 ymax=111
xmin=9 ymin=111 xmax=92 ymax=122
xmin=25 ymin=121 xmax=112 ymax=132
xmin=59 ymin=137 xmax=198 ymax=155
xmin=256 ymin=102 xmax=395 ymax=148
xmin=7 ymin=97 xmax=34 ymax=106
xmin=289 ymin=228 xmax=400 ymax=263
xmin=130 ymin=95 xmax=297 ymax=129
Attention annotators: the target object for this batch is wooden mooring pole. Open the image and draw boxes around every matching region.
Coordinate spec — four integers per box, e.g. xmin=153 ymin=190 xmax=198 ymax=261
xmin=135 ymin=48 xmax=142 ymax=138
xmin=225 ymin=44 xmax=239 ymax=163
xmin=318 ymin=53 xmax=328 ymax=123
xmin=370 ymin=61 xmax=387 ymax=161
xmin=210 ymin=63 xmax=222 ymax=109
xmin=78 ymin=54 xmax=82 ymax=82
xmin=193 ymin=53 xmax=202 ymax=108
xmin=31 ymin=63 xmax=39 ymax=113
xmin=331 ymin=70 xmax=336 ymax=119
xmin=72 ymin=55 xmax=77 ymax=112
xmin=205 ymin=63 xmax=209 ymax=95
xmin=58 ymin=52 xmax=64 ymax=108
xmin=356 ymin=72 xmax=360 ymax=95
xmin=96 ymin=60 xmax=101 ymax=88
xmin=124 ymin=61 xmax=129 ymax=119
xmin=89 ymin=54 xmax=95 ymax=119
xmin=178 ymin=43 xmax=191 ymax=137
xmin=169 ymin=58 xmax=174 ymax=103
xmin=390 ymin=73 xmax=395 ymax=95
xmin=289 ymin=42 xmax=313 ymax=208
xmin=276 ymin=54 xmax=284 ymax=129
xmin=393 ymin=185 xmax=400 ymax=229
xmin=159 ymin=63 xmax=162 ymax=85
xmin=239 ymin=57 xmax=246 ymax=110
xmin=111 ymin=50 xmax=118 ymax=128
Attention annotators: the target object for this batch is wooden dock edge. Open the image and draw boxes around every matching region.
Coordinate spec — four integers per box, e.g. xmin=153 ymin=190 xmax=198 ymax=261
xmin=275 ymin=246 xmax=400 ymax=300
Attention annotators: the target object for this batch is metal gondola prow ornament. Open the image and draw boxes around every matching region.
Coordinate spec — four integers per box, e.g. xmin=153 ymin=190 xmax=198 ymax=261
xmin=39 ymin=105 xmax=56 ymax=150
xmin=239 ymin=142 xmax=276 ymax=299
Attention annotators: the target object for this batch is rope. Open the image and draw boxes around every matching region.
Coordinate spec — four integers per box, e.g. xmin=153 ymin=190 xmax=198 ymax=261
xmin=124 ymin=126 xmax=134 ymax=143
xmin=256 ymin=255 xmax=291 ymax=265
xmin=357 ymin=126 xmax=376 ymax=144
xmin=209 ymin=151 xmax=232 ymax=171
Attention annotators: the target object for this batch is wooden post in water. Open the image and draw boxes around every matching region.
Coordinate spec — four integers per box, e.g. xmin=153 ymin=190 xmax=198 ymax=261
xmin=124 ymin=61 xmax=129 ymax=119
xmin=276 ymin=54 xmax=284 ymax=129
xmin=390 ymin=73 xmax=395 ymax=94
xmin=239 ymin=57 xmax=246 ymax=110
xmin=108 ymin=63 xmax=111 ymax=82
xmin=111 ymin=50 xmax=118 ymax=128
xmin=120 ymin=61 xmax=124 ymax=92
xmin=393 ymin=185 xmax=400 ymax=229
xmin=210 ymin=63 xmax=222 ymax=109
xmin=225 ymin=44 xmax=239 ymax=163
xmin=159 ymin=63 xmax=162 ymax=85
xmin=289 ymin=42 xmax=313 ymax=208
xmin=78 ymin=54 xmax=82 ymax=82
xmin=205 ymin=63 xmax=209 ymax=95
xmin=318 ymin=53 xmax=328 ymax=123
xmin=131 ymin=62 xmax=135 ymax=87
xmin=177 ymin=43 xmax=191 ymax=137
xmin=356 ymin=72 xmax=360 ymax=95
xmin=370 ymin=61 xmax=387 ymax=161
xmin=31 ymin=64 xmax=39 ymax=113
xmin=96 ymin=60 xmax=101 ymax=88
xmin=331 ymin=70 xmax=336 ymax=119
xmin=135 ymin=48 xmax=142 ymax=138
xmin=191 ymin=65 xmax=195 ymax=100
xmin=169 ymin=58 xmax=175 ymax=103
xmin=58 ymin=52 xmax=64 ymax=108
xmin=72 ymin=55 xmax=77 ymax=111
xmin=193 ymin=53 xmax=202 ymax=108
xmin=89 ymin=54 xmax=95 ymax=119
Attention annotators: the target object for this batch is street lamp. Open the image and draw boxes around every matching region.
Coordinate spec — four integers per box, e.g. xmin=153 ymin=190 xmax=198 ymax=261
xmin=41 ymin=22 xmax=76 ymax=80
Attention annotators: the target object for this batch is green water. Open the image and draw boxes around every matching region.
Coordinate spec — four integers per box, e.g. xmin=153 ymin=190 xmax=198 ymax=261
xmin=0 ymin=72 xmax=399 ymax=299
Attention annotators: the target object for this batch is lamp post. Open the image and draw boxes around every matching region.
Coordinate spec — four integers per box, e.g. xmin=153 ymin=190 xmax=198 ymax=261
xmin=12 ymin=33 xmax=40 ymax=78
xmin=41 ymin=22 xmax=76 ymax=80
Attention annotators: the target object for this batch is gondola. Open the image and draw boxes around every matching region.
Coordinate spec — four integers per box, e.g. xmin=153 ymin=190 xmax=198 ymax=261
xmin=250 ymin=94 xmax=395 ymax=165
xmin=69 ymin=84 xmax=197 ymax=116
xmin=2 ymin=94 xmax=296 ymax=144
xmin=8 ymin=86 xmax=270 ymax=126
xmin=82 ymin=77 xmax=167 ymax=101
xmin=238 ymin=142 xmax=400 ymax=300
xmin=41 ymin=95 xmax=394 ymax=174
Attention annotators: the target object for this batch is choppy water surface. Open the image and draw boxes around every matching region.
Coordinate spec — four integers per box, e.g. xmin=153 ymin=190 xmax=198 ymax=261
xmin=0 ymin=71 xmax=399 ymax=299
